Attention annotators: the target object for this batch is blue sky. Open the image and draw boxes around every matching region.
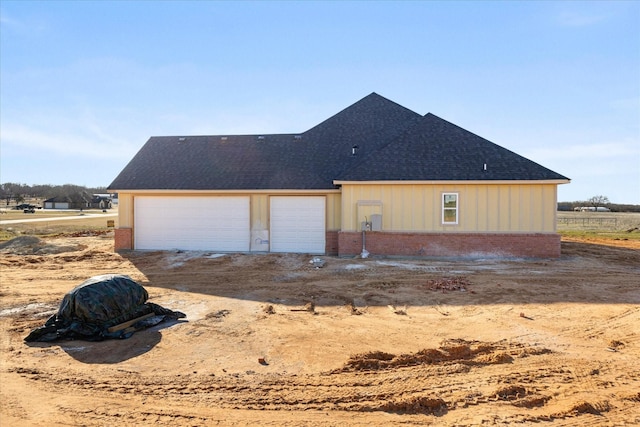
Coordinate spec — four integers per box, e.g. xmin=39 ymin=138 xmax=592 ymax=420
xmin=1 ymin=1 xmax=638 ymax=203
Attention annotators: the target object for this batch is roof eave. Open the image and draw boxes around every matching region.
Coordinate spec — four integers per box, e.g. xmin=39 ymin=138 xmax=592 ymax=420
xmin=333 ymin=179 xmax=571 ymax=186
xmin=106 ymin=188 xmax=342 ymax=194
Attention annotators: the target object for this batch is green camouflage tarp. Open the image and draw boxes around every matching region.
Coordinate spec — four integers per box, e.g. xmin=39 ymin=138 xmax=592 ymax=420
xmin=24 ymin=274 xmax=185 ymax=342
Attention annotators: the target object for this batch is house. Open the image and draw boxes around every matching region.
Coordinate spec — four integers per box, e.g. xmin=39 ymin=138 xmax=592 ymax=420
xmin=574 ymin=206 xmax=611 ymax=212
xmin=108 ymin=93 xmax=570 ymax=258
xmin=90 ymin=194 xmax=113 ymax=210
xmin=43 ymin=194 xmax=90 ymax=210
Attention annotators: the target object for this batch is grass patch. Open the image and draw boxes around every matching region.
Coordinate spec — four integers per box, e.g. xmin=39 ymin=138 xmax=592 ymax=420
xmin=0 ymin=212 xmax=116 ymax=242
xmin=0 ymin=229 xmax=18 ymax=241
xmin=557 ymin=212 xmax=640 ymax=243
xmin=0 ymin=210 xmax=105 ymax=221
xmin=559 ymin=230 xmax=640 ymax=242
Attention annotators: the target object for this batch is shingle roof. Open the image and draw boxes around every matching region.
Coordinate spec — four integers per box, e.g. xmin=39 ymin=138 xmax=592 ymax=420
xmin=107 ymin=93 xmax=568 ymax=191
xmin=300 ymin=92 xmax=422 ymax=183
xmin=108 ymin=134 xmax=326 ymax=190
xmin=337 ymin=113 xmax=569 ymax=182
xmin=108 ymin=93 xmax=421 ymax=190
xmin=44 ymin=193 xmax=90 ymax=204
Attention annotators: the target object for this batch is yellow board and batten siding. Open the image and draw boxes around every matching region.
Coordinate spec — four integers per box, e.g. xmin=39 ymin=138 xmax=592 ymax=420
xmin=113 ymin=183 xmax=557 ymax=242
xmin=114 ymin=191 xmax=342 ymax=233
xmin=117 ymin=193 xmax=134 ymax=228
xmin=250 ymin=192 xmax=341 ymax=232
xmin=246 ymin=192 xmax=341 ymax=232
xmin=339 ymin=183 xmax=558 ymax=233
xmin=251 ymin=194 xmax=268 ymax=231
xmin=325 ymin=193 xmax=342 ymax=231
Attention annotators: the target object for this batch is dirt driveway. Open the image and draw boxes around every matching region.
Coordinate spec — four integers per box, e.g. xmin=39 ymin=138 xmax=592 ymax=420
xmin=1 ymin=234 xmax=639 ymax=426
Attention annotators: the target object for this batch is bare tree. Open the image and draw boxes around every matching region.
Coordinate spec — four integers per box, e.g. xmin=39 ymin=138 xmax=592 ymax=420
xmin=588 ymin=195 xmax=609 ymax=208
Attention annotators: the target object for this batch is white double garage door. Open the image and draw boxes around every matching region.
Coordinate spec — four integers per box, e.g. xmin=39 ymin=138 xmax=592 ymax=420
xmin=134 ymin=196 xmax=325 ymax=253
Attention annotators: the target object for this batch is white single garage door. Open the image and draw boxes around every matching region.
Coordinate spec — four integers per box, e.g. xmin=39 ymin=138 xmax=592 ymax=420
xmin=134 ymin=196 xmax=250 ymax=251
xmin=270 ymin=196 xmax=325 ymax=254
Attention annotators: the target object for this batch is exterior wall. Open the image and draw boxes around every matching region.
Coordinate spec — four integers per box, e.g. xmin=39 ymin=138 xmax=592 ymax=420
xmin=325 ymin=193 xmax=341 ymax=231
xmin=112 ymin=190 xmax=341 ymax=251
xmin=114 ymin=228 xmax=132 ymax=251
xmin=340 ymin=183 xmax=558 ymax=233
xmin=338 ymin=231 xmax=561 ymax=258
xmin=250 ymin=194 xmax=269 ymax=250
xmin=43 ymin=202 xmax=70 ymax=209
xmin=111 ymin=184 xmax=562 ymax=257
xmin=44 ymin=198 xmax=91 ymax=210
xmin=326 ymin=230 xmax=339 ymax=255
xmin=251 ymin=194 xmax=269 ymax=231
xmin=117 ymin=193 xmax=134 ymax=228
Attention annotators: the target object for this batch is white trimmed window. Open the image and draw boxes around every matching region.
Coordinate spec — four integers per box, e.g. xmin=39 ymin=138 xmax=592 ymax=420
xmin=442 ymin=193 xmax=459 ymax=224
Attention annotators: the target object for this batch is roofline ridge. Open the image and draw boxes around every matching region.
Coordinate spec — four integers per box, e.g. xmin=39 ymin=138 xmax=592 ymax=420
xmin=422 ymin=113 xmax=568 ymax=179
xmin=302 ymin=93 xmax=421 ymax=134
xmin=423 ymin=112 xmax=509 ymax=148
xmin=333 ymin=113 xmax=424 ymax=178
xmin=149 ymin=132 xmax=302 ymax=139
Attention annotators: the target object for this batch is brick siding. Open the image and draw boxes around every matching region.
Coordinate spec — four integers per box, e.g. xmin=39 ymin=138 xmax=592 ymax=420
xmin=115 ymin=228 xmax=560 ymax=258
xmin=325 ymin=231 xmax=339 ymax=255
xmin=114 ymin=228 xmax=133 ymax=251
xmin=338 ymin=231 xmax=561 ymax=258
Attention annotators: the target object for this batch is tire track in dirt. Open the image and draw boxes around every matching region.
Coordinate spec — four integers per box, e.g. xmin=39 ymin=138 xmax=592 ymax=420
xmin=555 ymin=306 xmax=640 ymax=351
xmin=10 ymin=338 xmax=637 ymax=424
xmin=3 ymin=236 xmax=639 ymax=426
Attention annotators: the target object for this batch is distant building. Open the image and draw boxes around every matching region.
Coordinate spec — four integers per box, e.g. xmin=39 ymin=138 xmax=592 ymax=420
xmin=574 ymin=206 xmax=611 ymax=212
xmin=91 ymin=195 xmax=113 ymax=209
xmin=43 ymin=195 xmax=90 ymax=210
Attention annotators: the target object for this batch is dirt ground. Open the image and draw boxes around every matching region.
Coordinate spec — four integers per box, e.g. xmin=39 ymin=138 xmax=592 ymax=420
xmin=1 ymin=234 xmax=639 ymax=426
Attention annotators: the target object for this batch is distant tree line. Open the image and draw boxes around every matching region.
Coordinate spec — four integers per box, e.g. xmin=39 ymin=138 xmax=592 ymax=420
xmin=558 ymin=195 xmax=640 ymax=212
xmin=2 ymin=183 xmax=637 ymax=212
xmin=0 ymin=183 xmax=109 ymax=206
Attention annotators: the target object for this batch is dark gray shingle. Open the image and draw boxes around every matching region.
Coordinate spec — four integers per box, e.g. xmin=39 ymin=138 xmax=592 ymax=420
xmin=108 ymin=94 xmax=568 ymax=191
xmin=338 ymin=113 xmax=569 ymax=181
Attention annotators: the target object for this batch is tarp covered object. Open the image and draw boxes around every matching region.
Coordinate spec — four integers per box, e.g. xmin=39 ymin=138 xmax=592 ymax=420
xmin=25 ymin=274 xmax=186 ymax=342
